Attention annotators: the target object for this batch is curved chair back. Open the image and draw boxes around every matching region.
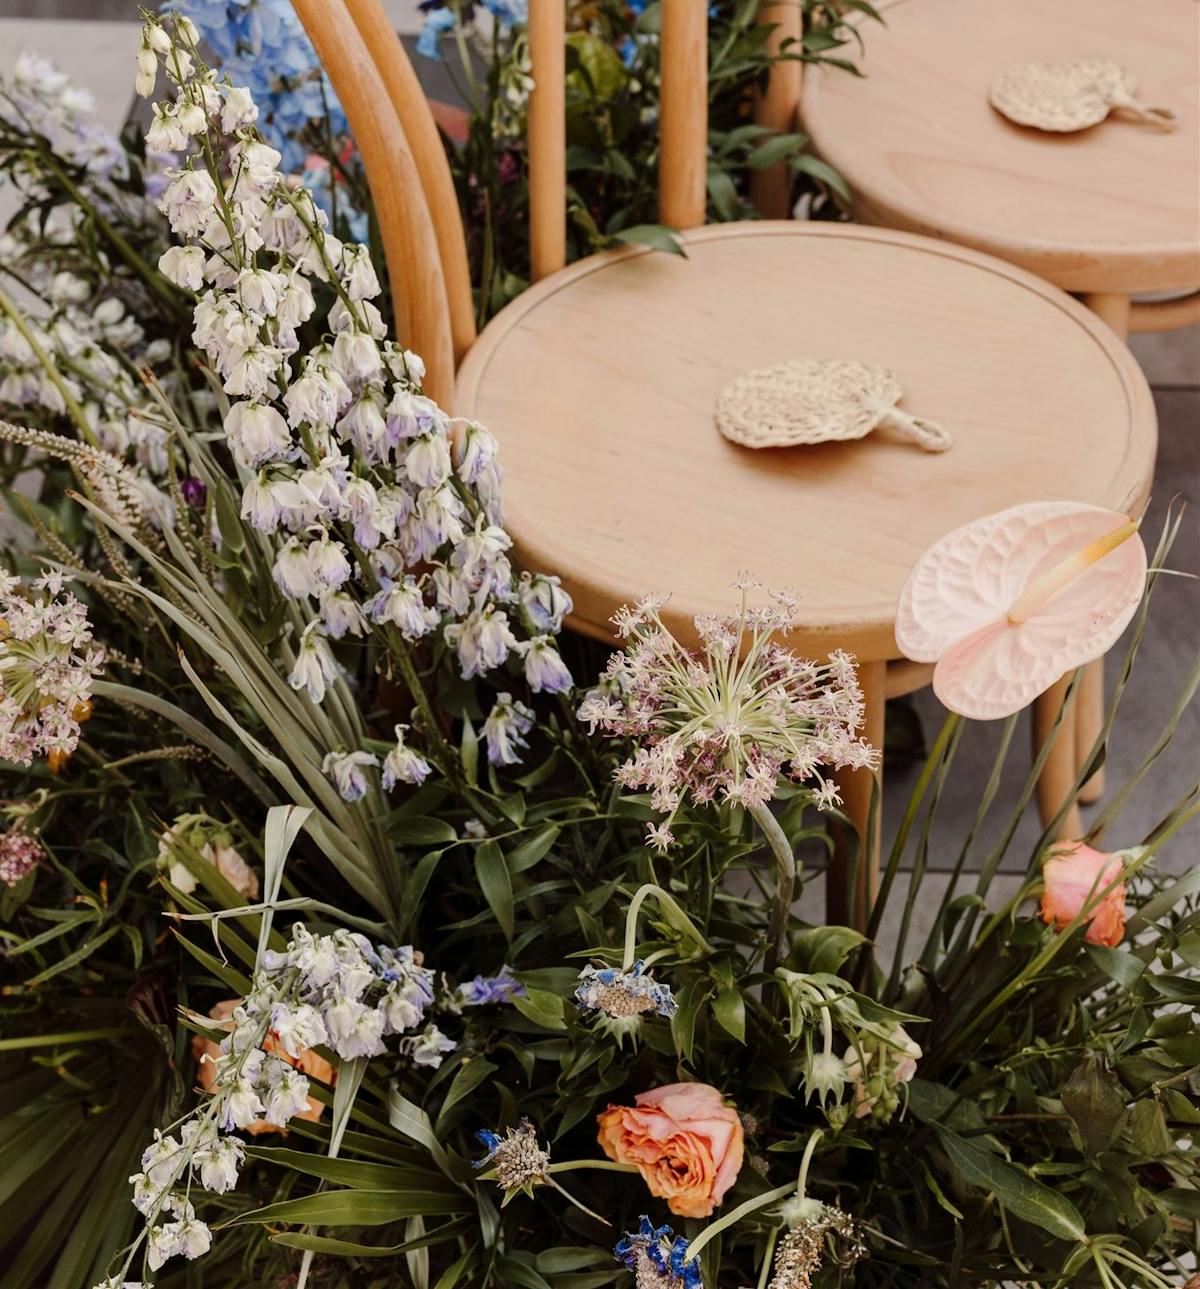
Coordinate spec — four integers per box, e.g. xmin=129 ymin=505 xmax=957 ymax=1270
xmin=291 ymin=0 xmax=804 ymax=405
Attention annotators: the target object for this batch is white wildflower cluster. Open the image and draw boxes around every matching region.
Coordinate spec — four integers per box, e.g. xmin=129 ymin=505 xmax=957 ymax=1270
xmin=137 ymin=14 xmax=572 ymax=784
xmin=0 ymin=568 xmax=104 ymax=770
xmin=0 ymin=56 xmax=178 ymax=519
xmin=775 ymin=970 xmax=921 ymax=1120
xmin=119 ymin=922 xmax=448 ymax=1279
xmin=577 ymin=578 xmax=879 ymax=850
xmin=156 ymin=814 xmax=259 ymax=899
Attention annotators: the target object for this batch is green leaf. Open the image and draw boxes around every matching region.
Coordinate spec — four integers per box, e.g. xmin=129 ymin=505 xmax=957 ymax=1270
xmin=790 ymin=926 xmax=867 ymax=974
xmin=712 ymin=986 xmax=746 ymax=1044
xmin=271 ymin=1216 xmax=471 ymax=1258
xmin=790 ymin=153 xmax=852 ymax=202
xmin=1060 ymin=1053 xmax=1127 ymax=1152
xmin=244 ymin=1146 xmax=455 ymax=1192
xmin=213 ymin=479 xmax=245 ymax=553
xmin=744 ymin=132 xmax=809 ymax=170
xmin=228 ymin=1188 xmax=467 ymax=1226
xmin=393 ymin=817 xmax=459 ymax=847
xmin=437 ymin=1058 xmax=499 ymax=1127
xmin=1128 ymin=1099 xmax=1174 ymax=1157
xmin=512 ymin=987 xmax=566 ymax=1031
xmin=1085 ymin=944 xmax=1146 ymax=989
xmin=475 ymin=841 xmax=514 ymax=942
xmin=611 ymin=224 xmax=686 ymax=257
xmin=509 ymin=825 xmax=560 ymax=874
xmin=934 ymin=1126 xmax=1086 ymax=1243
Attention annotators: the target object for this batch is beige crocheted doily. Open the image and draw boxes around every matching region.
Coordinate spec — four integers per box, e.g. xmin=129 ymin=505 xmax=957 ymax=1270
xmin=990 ymin=60 xmax=1176 ymax=133
xmin=715 ymin=360 xmax=950 ymax=452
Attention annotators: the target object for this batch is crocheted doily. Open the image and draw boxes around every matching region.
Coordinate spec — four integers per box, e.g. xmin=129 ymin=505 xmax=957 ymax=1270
xmin=715 ymin=359 xmax=950 ymax=453
xmin=990 ymin=60 xmax=1176 ymax=132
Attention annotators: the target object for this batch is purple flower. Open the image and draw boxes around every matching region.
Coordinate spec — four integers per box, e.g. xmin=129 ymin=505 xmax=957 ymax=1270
xmin=180 ymin=476 xmax=207 ymax=508
xmin=458 ymin=965 xmax=526 ymax=1006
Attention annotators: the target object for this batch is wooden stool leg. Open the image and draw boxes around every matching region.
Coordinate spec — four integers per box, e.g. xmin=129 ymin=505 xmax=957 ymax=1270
xmin=1076 ymin=657 xmax=1106 ymax=804
xmin=1033 ymin=672 xmax=1082 ymax=839
xmin=1069 ymin=295 xmax=1128 ymax=811
xmin=826 ymin=660 xmax=886 ymax=930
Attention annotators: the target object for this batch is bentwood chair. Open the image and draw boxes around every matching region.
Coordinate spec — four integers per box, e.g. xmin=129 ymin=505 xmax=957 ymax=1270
xmin=801 ymin=0 xmax=1199 ymax=834
xmin=292 ymin=0 xmax=1157 ymax=928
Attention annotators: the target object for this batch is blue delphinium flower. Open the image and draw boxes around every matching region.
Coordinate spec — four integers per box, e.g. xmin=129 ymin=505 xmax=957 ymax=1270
xmin=163 ymin=0 xmax=365 ymax=237
xmin=458 ymin=965 xmax=527 ymax=1006
xmin=614 ymin=1217 xmax=703 ymax=1289
xmin=416 ymin=1 xmax=527 ymax=61
xmin=574 ymin=959 xmax=676 ymax=1045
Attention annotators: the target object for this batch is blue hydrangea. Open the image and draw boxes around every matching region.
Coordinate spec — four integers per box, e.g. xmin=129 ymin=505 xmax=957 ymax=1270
xmin=458 ymin=965 xmax=527 ymax=1006
xmin=614 ymin=1217 xmax=702 ymax=1289
xmin=163 ymin=0 xmax=365 ymax=237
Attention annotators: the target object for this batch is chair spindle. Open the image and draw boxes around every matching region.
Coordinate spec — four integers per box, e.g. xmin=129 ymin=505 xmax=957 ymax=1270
xmin=658 ymin=0 xmax=709 ymax=230
xmin=750 ymin=2 xmax=803 ymax=219
xmin=528 ymin=0 xmax=567 ymax=280
xmin=292 ymin=0 xmax=456 ymax=407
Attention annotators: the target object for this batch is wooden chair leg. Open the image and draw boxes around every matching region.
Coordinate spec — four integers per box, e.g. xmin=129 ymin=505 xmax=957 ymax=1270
xmin=826 ymin=660 xmax=886 ymax=931
xmin=1076 ymin=656 xmax=1106 ymax=804
xmin=1033 ymin=672 xmax=1082 ymax=839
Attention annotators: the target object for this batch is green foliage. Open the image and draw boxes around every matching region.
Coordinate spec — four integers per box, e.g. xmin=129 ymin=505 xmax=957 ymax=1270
xmin=434 ymin=0 xmax=877 ymax=322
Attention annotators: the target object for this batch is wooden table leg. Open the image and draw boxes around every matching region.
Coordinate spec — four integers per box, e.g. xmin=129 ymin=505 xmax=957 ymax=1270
xmin=1076 ymin=657 xmax=1106 ymax=804
xmin=1033 ymin=672 xmax=1082 ymax=839
xmin=827 ymin=659 xmax=886 ymax=930
xmin=1072 ymin=292 xmax=1130 ymax=807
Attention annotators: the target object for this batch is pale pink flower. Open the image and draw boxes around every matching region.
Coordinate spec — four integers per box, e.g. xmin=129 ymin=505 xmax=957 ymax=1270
xmin=896 ymin=501 xmax=1146 ymax=720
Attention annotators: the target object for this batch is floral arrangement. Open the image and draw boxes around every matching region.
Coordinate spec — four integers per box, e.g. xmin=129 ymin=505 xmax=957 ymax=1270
xmin=0 ymin=14 xmax=1195 ymax=1289
xmin=417 ymin=0 xmax=874 ymax=319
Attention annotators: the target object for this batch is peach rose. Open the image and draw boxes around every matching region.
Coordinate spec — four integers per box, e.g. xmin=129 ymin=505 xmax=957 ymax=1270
xmin=1040 ymin=841 xmax=1127 ymax=947
xmin=192 ymin=999 xmax=334 ymax=1136
xmin=597 ymin=1082 xmax=744 ymax=1218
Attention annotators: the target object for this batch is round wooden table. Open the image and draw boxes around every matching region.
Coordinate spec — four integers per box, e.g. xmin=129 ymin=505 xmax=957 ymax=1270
xmin=801 ymin=0 xmax=1200 ymax=304
xmin=456 ymin=222 xmax=1157 ymax=916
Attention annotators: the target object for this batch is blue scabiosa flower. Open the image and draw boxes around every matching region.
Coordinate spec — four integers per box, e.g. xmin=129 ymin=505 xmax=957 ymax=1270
xmin=614 ymin=1217 xmax=702 ymax=1289
xmin=473 ymin=1118 xmax=550 ymax=1198
xmin=574 ymin=960 xmax=676 ymax=1045
xmin=458 ymin=965 xmax=526 ymax=1006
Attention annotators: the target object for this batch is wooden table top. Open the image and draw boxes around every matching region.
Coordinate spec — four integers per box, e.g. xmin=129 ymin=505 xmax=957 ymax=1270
xmin=802 ymin=0 xmax=1200 ymax=294
xmin=455 ymin=224 xmax=1156 ymax=659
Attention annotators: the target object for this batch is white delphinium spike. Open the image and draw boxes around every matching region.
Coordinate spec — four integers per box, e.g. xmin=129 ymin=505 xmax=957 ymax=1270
xmin=135 ymin=14 xmax=573 ymax=785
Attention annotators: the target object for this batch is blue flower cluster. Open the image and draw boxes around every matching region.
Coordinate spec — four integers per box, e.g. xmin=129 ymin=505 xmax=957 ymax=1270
xmin=416 ymin=0 xmax=528 ymax=60
xmin=458 ymin=964 xmax=526 ymax=1006
xmin=574 ymin=959 xmax=677 ymax=1019
xmin=614 ymin=1217 xmax=702 ymax=1289
xmin=163 ymin=0 xmax=365 ymax=237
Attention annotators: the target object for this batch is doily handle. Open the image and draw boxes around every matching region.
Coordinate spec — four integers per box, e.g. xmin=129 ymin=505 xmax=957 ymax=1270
xmin=878 ymin=405 xmax=952 ymax=452
xmin=1108 ymin=92 xmax=1177 ymax=131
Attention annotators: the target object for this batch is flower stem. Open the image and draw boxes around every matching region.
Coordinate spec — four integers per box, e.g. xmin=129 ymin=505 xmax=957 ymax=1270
xmin=796 ymin=1127 xmax=824 ymax=1198
xmin=687 ymin=1181 xmax=796 ymax=1261
xmin=750 ymin=802 xmax=796 ymax=972
xmin=621 ymin=883 xmax=713 ymax=971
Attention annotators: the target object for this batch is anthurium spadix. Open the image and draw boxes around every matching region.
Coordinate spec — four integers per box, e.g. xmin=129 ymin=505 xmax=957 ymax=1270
xmin=896 ymin=502 xmax=1147 ymax=720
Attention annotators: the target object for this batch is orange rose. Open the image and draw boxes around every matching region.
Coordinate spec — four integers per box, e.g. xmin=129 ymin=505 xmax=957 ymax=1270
xmin=192 ymin=998 xmax=335 ymax=1136
xmin=597 ymin=1082 xmax=744 ymax=1218
xmin=1040 ymin=841 xmax=1128 ymax=947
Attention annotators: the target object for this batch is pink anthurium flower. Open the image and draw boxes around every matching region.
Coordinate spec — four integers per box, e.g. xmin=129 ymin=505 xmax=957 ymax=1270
xmin=896 ymin=501 xmax=1147 ymax=719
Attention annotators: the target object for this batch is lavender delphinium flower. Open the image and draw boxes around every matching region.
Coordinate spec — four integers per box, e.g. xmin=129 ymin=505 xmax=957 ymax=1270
xmin=162 ymin=0 xmax=365 ymax=237
xmin=137 ymin=16 xmax=572 ymax=790
xmin=116 ymin=923 xmax=447 ymax=1278
xmin=458 ymin=964 xmax=526 ymax=1006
